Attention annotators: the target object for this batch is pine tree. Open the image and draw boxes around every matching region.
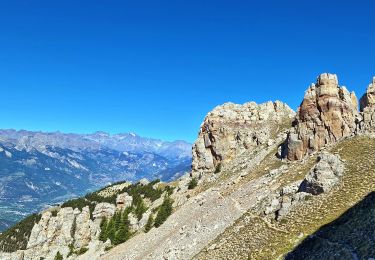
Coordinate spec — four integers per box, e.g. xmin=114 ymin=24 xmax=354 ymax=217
xmin=154 ymin=196 xmax=173 ymax=227
xmin=114 ymin=211 xmax=122 ymax=230
xmin=99 ymin=217 xmax=108 ymax=242
xmin=135 ymin=198 xmax=147 ymax=220
xmin=107 ymin=218 xmax=116 ymax=243
xmin=144 ymin=214 xmax=154 ymax=233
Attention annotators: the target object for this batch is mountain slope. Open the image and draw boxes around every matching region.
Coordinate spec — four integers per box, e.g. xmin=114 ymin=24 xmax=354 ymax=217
xmin=197 ymin=136 xmax=375 ymax=259
xmin=0 ymin=130 xmax=191 ymax=231
xmin=1 ymin=73 xmax=375 ymax=260
xmin=286 ymin=191 xmax=375 ymax=259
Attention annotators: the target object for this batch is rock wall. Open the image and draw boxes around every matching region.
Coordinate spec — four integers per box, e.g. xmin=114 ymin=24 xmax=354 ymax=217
xmin=285 ymin=73 xmax=358 ymax=160
xmin=359 ymin=77 xmax=375 ymax=111
xmin=192 ymin=101 xmax=294 ymax=176
xmin=24 ymin=207 xmax=101 ymax=259
xmin=358 ymin=77 xmax=375 ymax=133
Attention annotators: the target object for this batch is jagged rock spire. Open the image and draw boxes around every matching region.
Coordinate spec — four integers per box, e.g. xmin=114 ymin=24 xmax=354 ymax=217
xmin=359 ymin=77 xmax=375 ymax=111
xmin=285 ymin=73 xmax=358 ymax=161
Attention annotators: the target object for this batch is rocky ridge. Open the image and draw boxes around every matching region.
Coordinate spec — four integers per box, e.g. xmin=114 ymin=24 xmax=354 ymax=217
xmin=192 ymin=101 xmax=294 ymax=177
xmin=0 ymin=180 xmax=173 ymax=260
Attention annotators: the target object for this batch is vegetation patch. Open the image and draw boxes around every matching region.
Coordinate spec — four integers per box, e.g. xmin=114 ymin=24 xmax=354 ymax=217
xmin=188 ymin=177 xmax=198 ymax=190
xmin=0 ymin=213 xmax=41 ymax=252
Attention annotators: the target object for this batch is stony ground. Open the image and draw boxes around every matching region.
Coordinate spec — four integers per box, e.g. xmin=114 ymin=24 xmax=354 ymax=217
xmin=195 ymin=136 xmax=375 ymax=260
xmin=101 ymin=137 xmax=288 ymax=260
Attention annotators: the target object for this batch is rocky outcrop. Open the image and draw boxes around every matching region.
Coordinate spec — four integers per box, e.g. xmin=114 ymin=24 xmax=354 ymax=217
xmin=26 ymin=208 xmax=76 ymax=258
xmin=285 ymin=73 xmax=358 ymax=160
xmin=192 ymin=101 xmax=294 ymax=176
xmin=299 ymin=152 xmax=344 ymax=195
xmin=359 ymin=77 xmax=375 ymax=111
xmin=92 ymin=203 xmax=116 ymax=222
xmin=116 ymin=193 xmax=133 ymax=210
xmin=74 ymin=207 xmax=98 ymax=249
xmin=12 ymin=207 xmax=102 ymax=260
xmin=357 ymin=77 xmax=375 ymax=133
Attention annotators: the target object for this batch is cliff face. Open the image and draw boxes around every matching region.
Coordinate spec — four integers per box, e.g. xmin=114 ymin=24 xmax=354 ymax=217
xmin=0 ymin=180 xmax=171 ymax=260
xmin=285 ymin=73 xmax=358 ymax=160
xmin=358 ymin=77 xmax=375 ymax=133
xmin=359 ymin=77 xmax=375 ymax=111
xmin=192 ymin=101 xmax=295 ymax=176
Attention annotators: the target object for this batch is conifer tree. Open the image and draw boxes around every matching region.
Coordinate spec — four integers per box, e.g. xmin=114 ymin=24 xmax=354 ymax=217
xmin=107 ymin=218 xmax=116 ymax=243
xmin=114 ymin=211 xmax=122 ymax=230
xmin=154 ymin=196 xmax=173 ymax=227
xmin=99 ymin=217 xmax=108 ymax=242
xmin=144 ymin=214 xmax=154 ymax=233
xmin=135 ymin=198 xmax=147 ymax=220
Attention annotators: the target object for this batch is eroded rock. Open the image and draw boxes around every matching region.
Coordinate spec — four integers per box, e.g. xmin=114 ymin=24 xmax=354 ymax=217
xmin=299 ymin=152 xmax=344 ymax=195
xmin=285 ymin=73 xmax=358 ymax=160
xmin=192 ymin=101 xmax=294 ymax=176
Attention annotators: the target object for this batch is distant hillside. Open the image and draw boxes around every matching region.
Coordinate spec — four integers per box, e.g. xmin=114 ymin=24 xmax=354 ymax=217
xmin=0 ymin=130 xmax=191 ymax=231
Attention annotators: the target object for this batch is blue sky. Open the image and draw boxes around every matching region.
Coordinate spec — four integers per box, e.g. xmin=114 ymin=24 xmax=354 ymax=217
xmin=0 ymin=1 xmax=374 ymax=142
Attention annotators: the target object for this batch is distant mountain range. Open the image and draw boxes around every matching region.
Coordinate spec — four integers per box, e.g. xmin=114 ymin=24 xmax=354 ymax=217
xmin=0 ymin=130 xmax=192 ymax=231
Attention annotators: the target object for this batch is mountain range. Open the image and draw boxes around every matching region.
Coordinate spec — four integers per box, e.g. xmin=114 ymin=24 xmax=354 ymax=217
xmin=0 ymin=130 xmax=191 ymax=231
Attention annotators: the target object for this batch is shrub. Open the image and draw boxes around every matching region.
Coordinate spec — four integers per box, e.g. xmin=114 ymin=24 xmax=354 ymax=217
xmin=54 ymin=252 xmax=63 ymax=260
xmin=164 ymin=185 xmax=175 ymax=196
xmin=188 ymin=178 xmax=198 ymax=190
xmin=214 ymin=163 xmax=222 ymax=173
xmin=51 ymin=210 xmax=58 ymax=217
xmin=77 ymin=247 xmax=89 ymax=255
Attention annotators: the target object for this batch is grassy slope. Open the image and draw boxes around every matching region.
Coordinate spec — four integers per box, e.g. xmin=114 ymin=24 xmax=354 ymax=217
xmin=196 ymin=136 xmax=375 ymax=260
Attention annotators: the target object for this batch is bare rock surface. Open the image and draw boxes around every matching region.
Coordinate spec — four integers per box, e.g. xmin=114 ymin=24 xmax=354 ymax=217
xmin=101 ymin=137 xmax=285 ymax=260
xmin=116 ymin=192 xmax=133 ymax=210
xmin=285 ymin=73 xmax=358 ymax=160
xmin=357 ymin=77 xmax=375 ymax=133
xmin=299 ymin=152 xmax=344 ymax=195
xmin=92 ymin=203 xmax=116 ymax=222
xmin=192 ymin=101 xmax=294 ymax=176
xmin=360 ymin=77 xmax=375 ymax=111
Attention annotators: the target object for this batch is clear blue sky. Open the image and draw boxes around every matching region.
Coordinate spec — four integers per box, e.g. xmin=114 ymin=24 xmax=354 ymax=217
xmin=0 ymin=1 xmax=374 ymax=142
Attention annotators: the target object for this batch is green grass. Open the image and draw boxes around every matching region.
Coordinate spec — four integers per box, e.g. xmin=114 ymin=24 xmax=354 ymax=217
xmin=196 ymin=136 xmax=375 ymax=260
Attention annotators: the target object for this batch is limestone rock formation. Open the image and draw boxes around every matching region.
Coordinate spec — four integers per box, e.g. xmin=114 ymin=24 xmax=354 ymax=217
xmin=357 ymin=77 xmax=375 ymax=133
xmin=285 ymin=73 xmax=358 ymax=160
xmin=192 ymin=101 xmax=294 ymax=176
xmin=299 ymin=152 xmax=344 ymax=195
xmin=14 ymin=207 xmax=102 ymax=259
xmin=360 ymin=77 xmax=375 ymax=111
xmin=116 ymin=192 xmax=133 ymax=210
xmin=74 ymin=207 xmax=98 ymax=249
xmin=92 ymin=203 xmax=116 ymax=222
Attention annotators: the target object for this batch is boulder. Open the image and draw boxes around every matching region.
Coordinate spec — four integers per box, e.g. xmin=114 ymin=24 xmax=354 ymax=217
xmin=299 ymin=152 xmax=344 ymax=195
